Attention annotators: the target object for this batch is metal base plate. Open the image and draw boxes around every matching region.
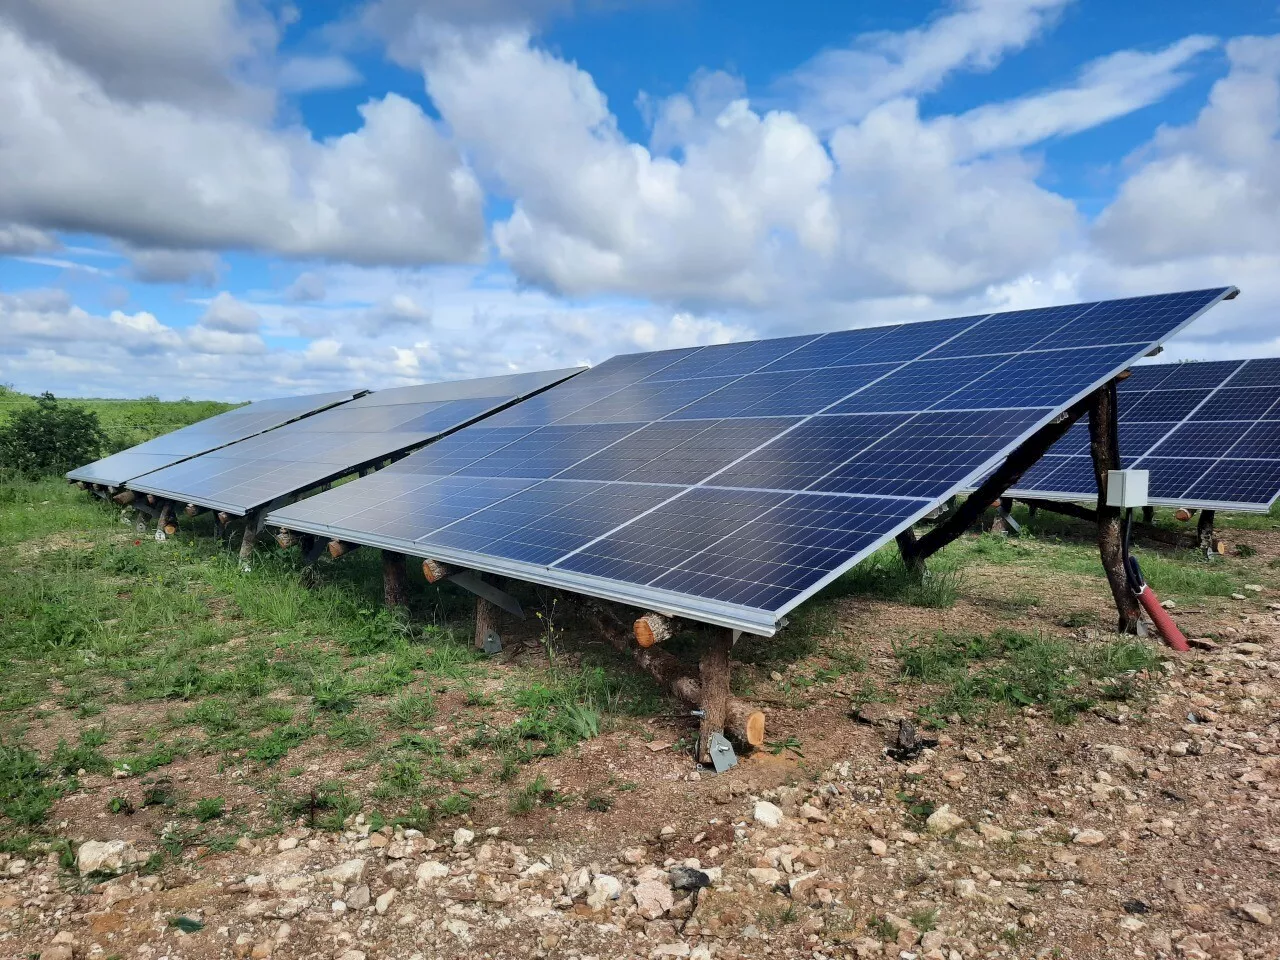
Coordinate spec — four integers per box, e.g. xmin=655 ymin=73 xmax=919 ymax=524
xmin=707 ymin=733 xmax=737 ymax=773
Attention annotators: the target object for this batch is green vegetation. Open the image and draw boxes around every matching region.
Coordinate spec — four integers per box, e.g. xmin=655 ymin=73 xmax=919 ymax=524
xmin=0 ymin=386 xmax=238 ymax=461
xmin=832 ymin=547 xmax=962 ymax=608
xmin=0 ymin=393 xmax=106 ymax=477
xmin=894 ymin=627 xmax=1161 ymax=725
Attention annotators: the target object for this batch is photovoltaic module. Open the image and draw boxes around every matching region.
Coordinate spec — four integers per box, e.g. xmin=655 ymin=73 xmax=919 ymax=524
xmin=267 ymin=288 xmax=1236 ymax=634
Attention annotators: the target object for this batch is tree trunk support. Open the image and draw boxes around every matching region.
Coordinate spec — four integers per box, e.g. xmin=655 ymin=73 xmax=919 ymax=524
xmin=897 ymin=391 xmax=1095 ymax=570
xmin=697 ymin=628 xmax=734 ymax=765
xmin=1088 ymin=380 xmax=1141 ymax=634
xmin=381 ymin=550 xmax=410 ymax=608
xmin=1197 ymin=509 xmax=1219 ymax=557
xmin=474 ymin=576 xmax=500 ymax=652
xmin=635 ymin=612 xmax=675 ymax=648
xmin=239 ymin=512 xmax=260 ymax=570
xmin=156 ymin=501 xmax=178 ymax=539
xmin=1142 ymin=505 xmax=1155 ymax=525
xmin=587 ymin=604 xmax=765 ymax=751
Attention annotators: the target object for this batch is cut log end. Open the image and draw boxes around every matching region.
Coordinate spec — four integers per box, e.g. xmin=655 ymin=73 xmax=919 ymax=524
xmin=422 ymin=558 xmax=453 ymax=584
xmin=146 ymin=494 xmax=157 ymax=506
xmin=274 ymin=528 xmax=297 ymax=549
xmin=328 ymin=539 xmax=358 ymax=559
xmin=184 ymin=503 xmax=199 ymax=517
xmin=634 ymin=612 xmax=674 ymax=648
xmin=163 ymin=523 xmax=179 ymax=536
xmin=740 ymin=709 xmax=766 ymax=747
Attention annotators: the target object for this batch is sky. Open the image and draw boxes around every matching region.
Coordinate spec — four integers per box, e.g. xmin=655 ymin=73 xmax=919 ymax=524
xmin=1 ymin=0 xmax=1278 ymax=402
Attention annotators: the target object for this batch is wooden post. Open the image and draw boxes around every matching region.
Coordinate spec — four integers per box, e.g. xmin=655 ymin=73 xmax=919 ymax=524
xmin=1142 ymin=505 xmax=1155 ymax=525
xmin=1088 ymin=381 xmax=1141 ymax=634
xmin=112 ymin=490 xmax=136 ymax=506
xmin=903 ymin=390 xmax=1094 ymax=568
xmin=634 ymin=612 xmax=675 ymax=648
xmin=327 ymin=539 xmax=360 ymax=559
xmin=474 ymin=578 xmax=498 ymax=650
xmin=422 ymin=559 xmax=453 ymax=583
xmin=239 ymin=513 xmax=259 ymax=566
xmin=184 ymin=503 xmax=200 ymax=518
xmin=698 ymin=629 xmax=733 ymax=764
xmin=157 ymin=501 xmax=178 ymax=537
xmin=382 ymin=550 xmax=409 ymax=608
xmin=991 ymin=497 xmax=1014 ymax=536
xmin=1197 ymin=509 xmax=1218 ymax=555
xmin=587 ymin=605 xmax=765 ymax=749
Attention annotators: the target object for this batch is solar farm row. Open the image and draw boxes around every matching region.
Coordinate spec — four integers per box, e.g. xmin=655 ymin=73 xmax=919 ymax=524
xmin=264 ymin=288 xmax=1237 ymax=634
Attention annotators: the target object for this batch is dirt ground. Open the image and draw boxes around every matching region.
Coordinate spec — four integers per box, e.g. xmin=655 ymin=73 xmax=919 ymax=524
xmin=2 ymin=522 xmax=1278 ymax=960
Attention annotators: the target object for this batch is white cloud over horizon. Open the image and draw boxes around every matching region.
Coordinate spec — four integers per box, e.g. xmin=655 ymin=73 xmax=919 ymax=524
xmin=0 ymin=0 xmax=1277 ymax=402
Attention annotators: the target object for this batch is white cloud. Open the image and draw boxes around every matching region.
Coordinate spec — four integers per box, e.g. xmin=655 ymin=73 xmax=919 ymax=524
xmin=0 ymin=22 xmax=485 ymax=267
xmin=0 ymin=223 xmax=59 ymax=255
xmin=946 ymin=35 xmax=1218 ymax=156
xmin=287 ymin=271 xmax=327 ymax=302
xmin=2 ymin=0 xmax=278 ymax=115
xmin=1094 ymin=35 xmax=1280 ymax=265
xmin=278 ymin=54 xmax=362 ymax=93
xmin=786 ymin=0 xmax=1071 ymax=132
xmin=199 ymin=293 xmax=261 ymax=333
xmin=124 ymin=246 xmax=224 ymax=286
xmin=426 ymin=32 xmax=837 ymax=304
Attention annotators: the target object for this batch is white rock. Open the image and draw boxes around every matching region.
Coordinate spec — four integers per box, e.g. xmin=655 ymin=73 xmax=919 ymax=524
xmin=416 ymin=861 xmax=448 ymax=887
xmin=345 ymin=884 xmax=371 ymax=910
xmin=586 ymin=874 xmax=622 ymax=909
xmin=1073 ymin=829 xmax=1107 ymax=846
xmin=633 ymin=879 xmax=674 ymax=919
xmin=868 ymin=838 xmax=888 ymax=856
xmin=336 ymin=951 xmax=366 ymax=960
xmin=321 ymin=859 xmax=367 ymax=885
xmin=444 ymin=918 xmax=472 ymax=941
xmin=76 ymin=840 xmax=144 ymax=876
xmin=748 ymin=867 xmax=782 ymax=885
xmin=953 ymin=878 xmax=978 ymax=899
xmin=277 ymin=837 xmax=299 ymax=852
xmin=452 ymin=828 xmax=475 ymax=847
xmin=977 ymin=823 xmax=1012 ymax=843
xmin=375 ymin=890 xmax=396 ymax=915
xmin=653 ymin=945 xmax=691 ymax=958
xmin=1239 ymin=903 xmax=1272 ymax=926
xmin=926 ymin=806 xmax=965 ymax=835
xmin=753 ymin=801 xmax=785 ymax=827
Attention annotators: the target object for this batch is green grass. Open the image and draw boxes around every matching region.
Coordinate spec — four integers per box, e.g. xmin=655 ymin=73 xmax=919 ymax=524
xmin=894 ymin=627 xmax=1161 ymax=725
xmin=829 ymin=546 xmax=962 ymax=608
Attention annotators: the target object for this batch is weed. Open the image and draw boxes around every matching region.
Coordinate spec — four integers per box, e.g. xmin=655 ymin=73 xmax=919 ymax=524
xmin=386 ymin=691 xmax=436 ymax=728
xmin=0 ymin=742 xmax=61 ymax=827
xmin=437 ymin=792 xmax=473 ymax=817
xmin=107 ymin=796 xmax=134 ymax=816
xmin=834 ymin=548 xmax=962 ymax=608
xmin=909 ymin=907 xmax=939 ymax=932
xmin=328 ymin=715 xmax=376 ymax=747
xmin=585 ymin=793 xmax=613 ymax=813
xmin=510 ymin=775 xmax=555 ymax=815
xmin=192 ymin=797 xmax=225 ymax=822
xmin=868 ymin=917 xmax=899 ymax=942
xmin=167 ymin=916 xmax=204 ymax=934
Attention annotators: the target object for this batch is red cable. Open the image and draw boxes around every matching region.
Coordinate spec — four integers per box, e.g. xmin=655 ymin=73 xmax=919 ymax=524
xmin=1135 ymin=585 xmax=1190 ymax=652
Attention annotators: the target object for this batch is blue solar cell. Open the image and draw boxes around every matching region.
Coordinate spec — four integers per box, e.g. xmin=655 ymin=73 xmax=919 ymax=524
xmin=812 ymin=409 xmax=1045 ymax=499
xmin=1184 ymin=459 xmax=1280 ymax=506
xmin=1153 ymin=421 xmax=1253 ymax=460
xmin=1229 ymin=420 xmax=1280 ymax=460
xmin=1191 ymin=387 xmax=1280 ymax=422
xmin=268 ymin=288 xmax=1235 ymax=630
xmin=1121 ymin=389 xmax=1212 ymax=423
xmin=1226 ymin=358 xmax=1280 ymax=388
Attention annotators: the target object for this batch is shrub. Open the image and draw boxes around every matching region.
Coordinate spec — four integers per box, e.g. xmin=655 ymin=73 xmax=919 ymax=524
xmin=0 ymin=393 xmax=106 ymax=477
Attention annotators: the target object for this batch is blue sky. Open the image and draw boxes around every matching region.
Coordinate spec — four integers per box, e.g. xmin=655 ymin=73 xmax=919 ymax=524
xmin=1 ymin=0 xmax=1279 ymax=400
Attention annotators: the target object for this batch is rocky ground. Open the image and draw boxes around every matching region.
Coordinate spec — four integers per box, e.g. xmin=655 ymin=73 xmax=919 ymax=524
xmin=3 ymin=620 xmax=1277 ymax=960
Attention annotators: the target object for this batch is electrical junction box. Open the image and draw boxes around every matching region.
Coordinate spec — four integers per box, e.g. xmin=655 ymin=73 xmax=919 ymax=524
xmin=1106 ymin=469 xmax=1149 ymax=509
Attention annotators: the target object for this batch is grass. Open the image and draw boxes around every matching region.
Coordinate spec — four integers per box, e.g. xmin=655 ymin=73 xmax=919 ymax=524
xmin=894 ymin=627 xmax=1161 ymax=725
xmin=831 ymin=546 xmax=963 ymax=608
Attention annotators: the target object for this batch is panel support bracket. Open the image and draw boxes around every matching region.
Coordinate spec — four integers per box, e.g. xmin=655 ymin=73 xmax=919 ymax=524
xmin=452 ymin=570 xmax=524 ymax=619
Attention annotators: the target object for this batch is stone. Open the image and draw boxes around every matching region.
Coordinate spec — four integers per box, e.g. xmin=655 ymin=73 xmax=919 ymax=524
xmin=587 ymin=874 xmax=622 ymax=909
xmin=1073 ymin=829 xmax=1107 ymax=846
xmin=416 ymin=861 xmax=448 ymax=887
xmin=868 ymin=838 xmax=888 ymax=856
xmin=375 ymin=890 xmax=396 ymax=915
xmin=1239 ymin=903 xmax=1272 ymax=925
xmin=277 ymin=837 xmax=299 ymax=852
xmin=38 ymin=948 xmax=73 ymax=960
xmin=452 ymin=828 xmax=475 ymax=848
xmin=926 ymin=805 xmax=965 ymax=835
xmin=622 ymin=846 xmax=646 ymax=864
xmin=953 ymin=878 xmax=978 ymax=899
xmin=669 ymin=866 xmax=711 ymax=891
xmin=799 ymin=803 xmax=828 ymax=822
xmin=788 ymin=870 xmax=821 ymax=901
xmin=753 ymin=800 xmax=785 ymax=827
xmin=322 ymin=860 xmax=367 ymax=885
xmin=977 ymin=822 xmax=1013 ymax=843
xmin=444 ymin=918 xmax=472 ymax=941
xmin=336 ymin=952 xmax=366 ymax=960
xmin=345 ymin=884 xmax=371 ymax=910
xmin=76 ymin=840 xmax=144 ymax=876
xmin=633 ymin=880 xmax=674 ymax=919
xmin=653 ymin=945 xmax=691 ymax=958
xmin=748 ymin=867 xmax=782 ymax=886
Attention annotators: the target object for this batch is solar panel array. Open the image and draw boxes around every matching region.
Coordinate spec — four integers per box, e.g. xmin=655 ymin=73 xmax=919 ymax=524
xmin=269 ymin=288 xmax=1233 ymax=634
xmin=126 ymin=369 xmax=585 ymax=516
xmin=1007 ymin=356 xmax=1280 ymax=511
xmin=66 ymin=389 xmax=362 ymax=487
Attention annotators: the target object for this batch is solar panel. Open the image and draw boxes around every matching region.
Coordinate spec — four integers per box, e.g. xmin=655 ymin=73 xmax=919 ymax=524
xmin=1007 ymin=357 xmax=1280 ymax=511
xmin=66 ymin=389 xmax=362 ymax=487
xmin=266 ymin=288 xmax=1235 ymax=635
xmin=125 ymin=369 xmax=585 ymax=515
